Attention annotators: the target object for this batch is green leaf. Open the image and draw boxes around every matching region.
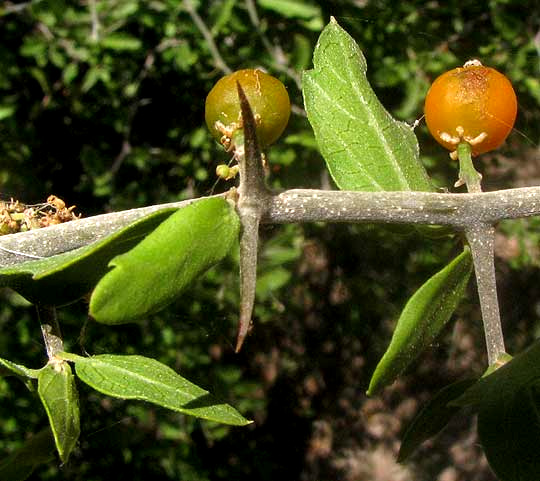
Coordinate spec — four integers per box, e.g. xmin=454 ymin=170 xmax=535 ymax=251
xmin=0 ymin=105 xmax=15 ymax=120
xmin=303 ymin=18 xmax=434 ymax=192
xmin=211 ymin=0 xmax=236 ymax=35
xmin=257 ymin=0 xmax=321 ymax=20
xmin=62 ymin=62 xmax=79 ymax=85
xmin=0 ymin=429 xmax=56 ymax=481
xmin=38 ymin=362 xmax=80 ymax=463
xmin=368 ymin=248 xmax=472 ymax=395
xmin=452 ymin=342 xmax=540 ymax=409
xmin=89 ymin=197 xmax=240 ymax=324
xmin=398 ymin=379 xmax=476 ymax=462
xmin=100 ymin=33 xmax=142 ymax=51
xmin=0 ymin=357 xmax=40 ymax=379
xmin=450 ymin=341 xmax=540 ymax=480
xmin=60 ymin=353 xmax=252 ymax=426
xmin=81 ymin=66 xmax=102 ymax=92
xmin=477 ymin=385 xmax=540 ymax=481
xmin=255 ymin=267 xmax=291 ymax=299
xmin=0 ymin=208 xmax=177 ymax=306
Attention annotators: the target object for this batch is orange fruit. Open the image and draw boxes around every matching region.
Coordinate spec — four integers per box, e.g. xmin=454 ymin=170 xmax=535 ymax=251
xmin=424 ymin=60 xmax=517 ymax=156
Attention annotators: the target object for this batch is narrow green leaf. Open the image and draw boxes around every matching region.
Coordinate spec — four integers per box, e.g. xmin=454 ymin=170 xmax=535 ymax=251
xmin=37 ymin=363 xmax=80 ymax=463
xmin=0 ymin=208 xmax=176 ymax=306
xmin=100 ymin=33 xmax=142 ymax=51
xmin=0 ymin=429 xmax=55 ymax=481
xmin=368 ymin=248 xmax=472 ymax=395
xmin=0 ymin=105 xmax=15 ymax=120
xmin=257 ymin=0 xmax=321 ymax=20
xmin=61 ymin=353 xmax=251 ymax=426
xmin=398 ymin=379 xmax=476 ymax=462
xmin=62 ymin=62 xmax=79 ymax=85
xmin=0 ymin=357 xmax=40 ymax=379
xmin=89 ymin=197 xmax=240 ymax=324
xmin=211 ymin=0 xmax=236 ymax=35
xmin=303 ymin=18 xmax=434 ymax=192
xmin=81 ymin=66 xmax=101 ymax=92
xmin=255 ymin=267 xmax=291 ymax=299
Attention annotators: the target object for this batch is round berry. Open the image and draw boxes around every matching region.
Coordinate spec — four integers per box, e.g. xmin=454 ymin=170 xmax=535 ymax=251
xmin=424 ymin=60 xmax=517 ymax=156
xmin=205 ymin=69 xmax=290 ymax=148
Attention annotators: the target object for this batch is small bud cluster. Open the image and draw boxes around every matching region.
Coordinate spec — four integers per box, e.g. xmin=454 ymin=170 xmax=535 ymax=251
xmin=0 ymin=195 xmax=81 ymax=236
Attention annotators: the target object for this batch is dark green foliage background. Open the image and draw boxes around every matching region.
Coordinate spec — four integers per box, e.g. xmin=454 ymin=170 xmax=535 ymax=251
xmin=0 ymin=1 xmax=539 ymax=479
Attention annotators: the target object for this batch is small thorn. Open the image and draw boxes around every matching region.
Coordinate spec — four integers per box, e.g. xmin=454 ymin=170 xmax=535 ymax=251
xmin=454 ymin=177 xmax=465 ymax=188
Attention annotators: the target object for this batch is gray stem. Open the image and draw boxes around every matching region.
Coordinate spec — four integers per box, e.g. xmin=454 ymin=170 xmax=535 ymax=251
xmin=36 ymin=304 xmax=64 ymax=359
xmin=2 ymin=186 xmax=533 ymax=356
xmin=5 ymin=188 xmax=540 ymax=267
xmin=465 ymin=225 xmax=506 ymax=364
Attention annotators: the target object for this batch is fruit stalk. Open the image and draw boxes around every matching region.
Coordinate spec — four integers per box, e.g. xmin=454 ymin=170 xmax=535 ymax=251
xmin=456 ymin=142 xmax=482 ymax=192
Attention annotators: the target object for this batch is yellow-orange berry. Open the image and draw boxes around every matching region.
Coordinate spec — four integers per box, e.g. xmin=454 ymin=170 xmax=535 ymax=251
xmin=424 ymin=61 xmax=517 ymax=156
xmin=205 ymin=69 xmax=290 ymax=148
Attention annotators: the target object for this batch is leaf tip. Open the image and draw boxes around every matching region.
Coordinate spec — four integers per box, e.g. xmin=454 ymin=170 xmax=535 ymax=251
xmin=365 ymin=384 xmax=378 ymax=397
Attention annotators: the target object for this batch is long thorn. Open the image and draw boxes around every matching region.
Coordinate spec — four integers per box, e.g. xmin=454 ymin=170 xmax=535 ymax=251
xmin=234 ymin=81 xmax=269 ymax=351
xmin=236 ymin=210 xmax=259 ymax=352
xmin=236 ymin=81 xmax=266 ymax=197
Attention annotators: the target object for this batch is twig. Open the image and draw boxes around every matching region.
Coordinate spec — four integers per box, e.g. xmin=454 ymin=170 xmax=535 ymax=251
xmin=183 ymin=0 xmax=232 ymax=74
xmin=0 ymin=196 xmax=221 ymax=266
xmin=36 ymin=305 xmax=64 ymax=360
xmin=244 ymin=0 xmax=302 ymax=89
xmin=5 ymin=187 xmax=540 ymax=266
xmin=89 ymin=0 xmax=100 ymax=42
xmin=3 ymin=1 xmax=32 ymax=15
xmin=110 ymin=53 xmax=155 ymax=174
